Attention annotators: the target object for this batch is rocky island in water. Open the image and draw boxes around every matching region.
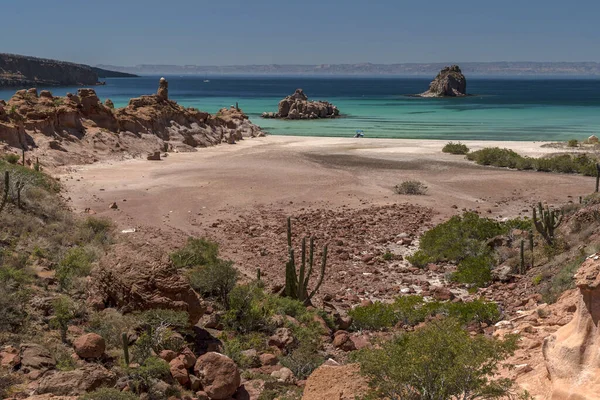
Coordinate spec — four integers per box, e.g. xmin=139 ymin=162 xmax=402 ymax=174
xmin=262 ymin=89 xmax=340 ymax=120
xmin=417 ymin=65 xmax=468 ymax=97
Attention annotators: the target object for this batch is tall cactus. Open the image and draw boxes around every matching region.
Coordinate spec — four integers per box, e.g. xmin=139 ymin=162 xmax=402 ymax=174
xmin=0 ymin=171 xmax=9 ymax=214
xmin=284 ymin=217 xmax=327 ymax=305
xmin=532 ymin=202 xmax=563 ymax=245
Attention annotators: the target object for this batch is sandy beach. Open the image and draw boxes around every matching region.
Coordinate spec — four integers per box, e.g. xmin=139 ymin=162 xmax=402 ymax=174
xmin=62 ymin=136 xmax=593 ymax=227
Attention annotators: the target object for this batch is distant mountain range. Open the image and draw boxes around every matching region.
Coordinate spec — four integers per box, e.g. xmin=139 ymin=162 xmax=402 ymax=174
xmin=95 ymin=62 xmax=600 ymax=76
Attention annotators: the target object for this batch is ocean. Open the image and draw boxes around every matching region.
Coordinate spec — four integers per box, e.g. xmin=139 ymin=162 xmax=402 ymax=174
xmin=2 ymin=76 xmax=600 ymax=141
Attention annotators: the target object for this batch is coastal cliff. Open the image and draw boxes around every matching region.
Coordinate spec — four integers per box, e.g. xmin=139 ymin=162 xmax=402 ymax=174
xmin=0 ymin=78 xmax=265 ymax=166
xmin=0 ymin=53 xmax=137 ymax=88
xmin=262 ymin=89 xmax=340 ymax=119
xmin=419 ymin=65 xmax=467 ymax=97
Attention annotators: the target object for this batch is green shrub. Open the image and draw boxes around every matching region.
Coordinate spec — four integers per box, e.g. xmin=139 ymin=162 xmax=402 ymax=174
xmin=188 ymin=259 xmax=238 ymax=308
xmin=452 ymin=253 xmax=495 ymax=287
xmin=351 ymin=318 xmax=518 ymax=400
xmin=349 ymin=295 xmax=501 ymax=331
xmin=407 ymin=212 xmax=504 ymax=267
xmin=221 ymin=333 xmax=268 ymax=368
xmin=79 ymin=217 xmax=112 ymax=245
xmin=56 ymin=247 xmax=95 ymax=290
xmin=394 ymin=180 xmax=427 ymax=195
xmin=170 ymin=237 xmax=219 ymax=268
xmin=50 ymin=295 xmax=77 ymax=343
xmin=466 ymin=147 xmax=598 ymax=176
xmin=280 ymin=322 xmax=325 ymax=379
xmin=348 ymin=301 xmax=397 ymax=330
xmin=4 ymin=154 xmax=20 ymax=164
xmin=128 ymin=356 xmax=171 ymax=394
xmin=88 ymin=309 xmax=139 ymax=349
xmin=80 ymin=388 xmax=139 ymax=400
xmin=567 ymin=139 xmax=579 ymax=148
xmin=0 ymin=369 xmax=22 ymax=399
xmin=442 ymin=142 xmax=470 ymax=155
xmin=223 ymin=283 xmax=273 ymax=333
xmin=467 ymin=147 xmax=522 ymax=168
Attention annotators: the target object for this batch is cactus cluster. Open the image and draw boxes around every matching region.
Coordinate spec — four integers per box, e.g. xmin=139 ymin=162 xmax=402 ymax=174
xmin=284 ymin=217 xmax=327 ymax=305
xmin=533 ymin=202 xmax=563 ymax=245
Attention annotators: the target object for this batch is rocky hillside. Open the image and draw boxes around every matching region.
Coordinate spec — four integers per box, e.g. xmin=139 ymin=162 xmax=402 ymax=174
xmin=419 ymin=65 xmax=468 ymax=97
xmin=0 ymin=77 xmax=265 ymax=166
xmin=0 ymin=53 xmax=102 ymax=87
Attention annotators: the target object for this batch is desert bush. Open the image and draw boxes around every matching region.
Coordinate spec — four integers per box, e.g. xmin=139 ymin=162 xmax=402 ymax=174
xmin=223 ymin=283 xmax=273 ymax=333
xmin=221 ymin=333 xmax=268 ymax=368
xmin=348 ymin=301 xmax=397 ymax=330
xmin=188 ymin=259 xmax=238 ymax=308
xmin=567 ymin=139 xmax=579 ymax=148
xmin=466 ymin=147 xmax=598 ymax=176
xmin=80 ymin=388 xmax=139 ymax=400
xmin=394 ymin=180 xmax=428 ymax=195
xmin=78 ymin=217 xmax=112 ymax=246
xmin=50 ymin=295 xmax=77 ymax=343
xmin=128 ymin=356 xmax=171 ymax=394
xmin=4 ymin=154 xmax=19 ymax=165
xmin=349 ymin=295 xmax=500 ymax=331
xmin=56 ymin=246 xmax=95 ymax=290
xmin=170 ymin=237 xmax=219 ymax=268
xmin=280 ymin=322 xmax=325 ymax=379
xmin=407 ymin=212 xmax=504 ymax=268
xmin=352 ymin=318 xmax=518 ymax=400
xmin=442 ymin=142 xmax=470 ymax=155
xmin=0 ymin=284 xmax=28 ymax=332
xmin=88 ymin=309 xmax=139 ymax=349
xmin=452 ymin=253 xmax=495 ymax=287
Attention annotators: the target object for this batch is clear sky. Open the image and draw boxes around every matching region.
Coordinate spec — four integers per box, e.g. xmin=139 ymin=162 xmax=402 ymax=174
xmin=3 ymin=0 xmax=599 ymax=66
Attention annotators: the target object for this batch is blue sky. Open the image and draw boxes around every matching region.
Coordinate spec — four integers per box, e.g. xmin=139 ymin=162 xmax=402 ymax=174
xmin=3 ymin=0 xmax=599 ymax=66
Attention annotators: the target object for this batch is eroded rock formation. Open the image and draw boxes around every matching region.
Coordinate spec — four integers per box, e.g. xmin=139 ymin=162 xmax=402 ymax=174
xmin=262 ymin=89 xmax=340 ymax=120
xmin=419 ymin=65 xmax=467 ymax=97
xmin=0 ymin=78 xmax=265 ymax=166
xmin=543 ymin=255 xmax=600 ymax=399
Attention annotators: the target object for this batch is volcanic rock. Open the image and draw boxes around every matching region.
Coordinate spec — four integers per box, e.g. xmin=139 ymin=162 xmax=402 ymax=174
xmin=419 ymin=65 xmax=467 ymax=97
xmin=262 ymin=89 xmax=340 ymax=120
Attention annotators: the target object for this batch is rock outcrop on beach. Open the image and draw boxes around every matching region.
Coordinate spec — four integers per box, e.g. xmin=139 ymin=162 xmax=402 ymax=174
xmin=262 ymin=89 xmax=340 ymax=120
xmin=419 ymin=65 xmax=467 ymax=97
xmin=0 ymin=78 xmax=265 ymax=166
xmin=542 ymin=255 xmax=600 ymax=399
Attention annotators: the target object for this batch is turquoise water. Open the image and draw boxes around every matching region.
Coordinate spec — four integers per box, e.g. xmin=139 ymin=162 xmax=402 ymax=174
xmin=2 ymin=76 xmax=600 ymax=141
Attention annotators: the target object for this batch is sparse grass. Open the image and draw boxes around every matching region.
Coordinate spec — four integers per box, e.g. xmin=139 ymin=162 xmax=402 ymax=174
xmin=170 ymin=237 xmax=219 ymax=268
xmin=442 ymin=142 xmax=470 ymax=155
xmin=4 ymin=154 xmax=19 ymax=164
xmin=394 ymin=180 xmax=428 ymax=195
